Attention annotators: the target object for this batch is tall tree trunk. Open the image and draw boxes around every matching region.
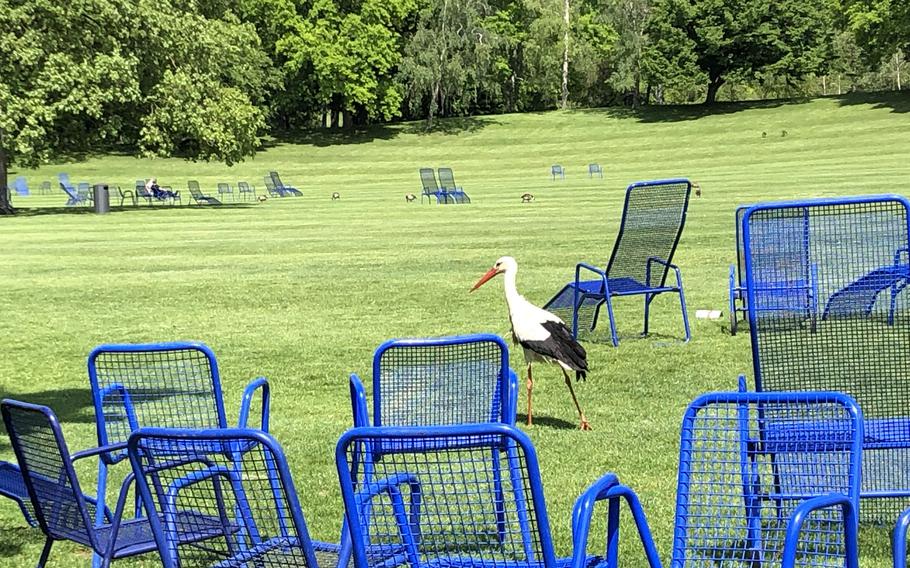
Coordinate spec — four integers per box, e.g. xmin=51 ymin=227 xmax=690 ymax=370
xmin=705 ymin=75 xmax=725 ymax=104
xmin=561 ymin=0 xmax=570 ymax=109
xmin=0 ymin=130 xmax=12 ymax=215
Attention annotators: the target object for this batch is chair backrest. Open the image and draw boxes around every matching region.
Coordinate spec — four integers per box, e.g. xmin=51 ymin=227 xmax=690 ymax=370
xmin=77 ymin=182 xmax=90 ymax=194
xmin=370 ymin=334 xmax=515 ymax=427
xmin=2 ymin=400 xmax=97 ymax=548
xmin=671 ymin=391 xmax=862 ymax=568
xmin=437 ymin=167 xmax=456 ymax=189
xmin=135 ymin=180 xmax=146 ymax=192
xmin=187 ymin=180 xmax=201 ymax=194
xmin=58 ymin=173 xmax=77 ymax=197
xmin=605 ymin=178 xmax=691 ymax=287
xmin=129 ymin=428 xmax=319 ymax=568
xmin=269 ymin=171 xmax=286 ymax=189
xmin=217 ymin=182 xmax=231 ymax=193
xmin=588 ymin=164 xmax=600 ymax=173
xmin=744 ymin=195 xmax=910 ymax=405
xmin=263 ymin=176 xmax=279 ymax=193
xmin=734 ymin=205 xmax=752 ymax=288
xmin=418 ymin=168 xmax=439 ymax=193
xmin=336 ymin=423 xmax=557 ymax=568
xmin=238 ymin=181 xmax=252 ymax=192
xmin=13 ymin=176 xmax=29 ymax=195
xmin=88 ymin=342 xmax=228 ymax=463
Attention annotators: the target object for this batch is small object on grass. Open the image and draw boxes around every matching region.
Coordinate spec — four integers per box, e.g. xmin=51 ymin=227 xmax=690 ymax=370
xmin=762 ymin=131 xmax=767 ymax=138
xmin=695 ymin=309 xmax=723 ymax=320
xmin=332 ymin=192 xmax=340 ymax=200
xmin=692 ymin=182 xmax=702 ymax=198
xmin=521 ymin=193 xmax=535 ymax=203
xmin=405 ymin=193 xmax=417 ymax=203
xmin=257 ymin=195 xmax=268 ymax=203
xmin=782 ymin=130 xmax=788 ymax=137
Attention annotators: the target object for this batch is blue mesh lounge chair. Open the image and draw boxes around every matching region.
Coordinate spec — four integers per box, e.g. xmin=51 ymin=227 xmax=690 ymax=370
xmin=187 ymin=181 xmax=221 ymax=205
xmin=551 ymin=165 xmax=565 ymax=180
xmin=217 ymin=182 xmax=234 ymax=202
xmin=12 ymin=176 xmax=30 ymax=196
xmin=59 ymin=173 xmax=88 ymax=206
xmin=437 ymin=167 xmax=471 ymax=204
xmin=238 ymin=181 xmax=256 ymax=201
xmin=2 ymin=399 xmax=217 ymax=568
xmin=418 ymin=168 xmax=448 ymax=204
xmin=339 ymin=391 xmax=861 ymax=568
xmin=337 ymin=423 xmax=626 ymax=568
xmin=588 ymin=164 xmax=603 ymax=178
xmin=128 ymin=428 xmax=324 ymax=568
xmin=263 ymin=176 xmax=286 ymax=197
xmin=269 ymin=172 xmax=302 ymax=196
xmin=741 ymin=194 xmax=910 ymax=523
xmin=0 ymin=461 xmax=37 ymax=526
xmin=544 ymin=178 xmax=692 ymax=346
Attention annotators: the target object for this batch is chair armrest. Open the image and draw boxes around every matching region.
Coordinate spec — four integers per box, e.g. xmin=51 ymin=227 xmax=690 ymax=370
xmin=354 ymin=472 xmax=423 ymax=555
xmin=570 ymin=475 xmax=662 ymax=568
xmin=72 ymin=442 xmax=129 ymax=463
xmin=893 ymin=506 xmax=910 ymax=568
xmin=575 ymin=263 xmax=607 ymax=281
xmin=349 ymin=374 xmax=370 ymax=427
xmin=504 ymin=369 xmax=519 ymax=425
xmin=239 ymin=377 xmax=270 ymax=431
xmin=781 ymin=494 xmax=858 ymax=568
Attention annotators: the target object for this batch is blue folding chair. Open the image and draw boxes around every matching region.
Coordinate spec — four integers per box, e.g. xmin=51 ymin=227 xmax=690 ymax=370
xmin=741 ymin=194 xmax=910 ymax=523
xmin=336 ymin=423 xmax=630 ymax=568
xmin=128 ymin=427 xmax=324 ymax=568
xmin=418 ymin=168 xmax=447 ymax=204
xmin=544 ymin=178 xmax=692 ymax=345
xmin=269 ymin=172 xmax=302 ymax=197
xmin=437 ymin=168 xmax=471 ymax=204
xmin=551 ymin=165 xmax=565 ymax=180
xmin=12 ymin=176 xmax=30 ymax=197
xmin=349 ymin=334 xmax=518 ymax=428
xmin=1 ymin=400 xmax=184 ymax=568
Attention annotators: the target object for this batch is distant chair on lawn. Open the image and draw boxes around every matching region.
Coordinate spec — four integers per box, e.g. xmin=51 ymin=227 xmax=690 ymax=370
xmin=588 ymin=163 xmax=603 ymax=178
xmin=269 ymin=171 xmax=302 ymax=196
xmin=58 ymin=174 xmax=87 ymax=207
xmin=419 ymin=167 xmax=447 ymax=204
xmin=76 ymin=182 xmax=93 ymax=204
xmin=216 ymin=182 xmax=235 ymax=202
xmin=12 ymin=177 xmax=30 ymax=197
xmin=187 ymin=180 xmax=222 ymax=205
xmin=39 ymin=181 xmax=52 ymax=195
xmin=437 ymin=167 xmax=471 ymax=204
xmin=263 ymin=176 xmax=285 ymax=198
xmin=238 ymin=181 xmax=256 ymax=201
xmin=551 ymin=164 xmax=565 ymax=180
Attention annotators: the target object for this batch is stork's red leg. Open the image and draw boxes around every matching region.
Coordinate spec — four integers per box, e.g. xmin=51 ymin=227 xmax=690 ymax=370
xmin=562 ymin=369 xmax=591 ymax=431
xmin=526 ymin=363 xmax=534 ymax=427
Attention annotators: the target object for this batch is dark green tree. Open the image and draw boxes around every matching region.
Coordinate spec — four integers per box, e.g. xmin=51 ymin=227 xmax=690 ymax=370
xmin=845 ymin=0 xmax=910 ymax=63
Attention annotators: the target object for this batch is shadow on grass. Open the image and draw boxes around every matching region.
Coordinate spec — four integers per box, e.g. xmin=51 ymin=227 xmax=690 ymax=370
xmin=0 ymin=388 xmax=95 ymax=453
xmin=8 ymin=204 xmax=255 ymax=217
xmin=266 ymin=115 xmax=499 ymax=147
xmin=517 ymin=414 xmax=577 ymax=430
xmin=572 ymin=98 xmax=801 ymax=123
xmin=834 ymin=90 xmax=910 ymax=113
xmin=0 ymin=526 xmax=44 ymax=557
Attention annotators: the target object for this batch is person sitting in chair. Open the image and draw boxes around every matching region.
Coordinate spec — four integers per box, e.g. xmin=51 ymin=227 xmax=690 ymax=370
xmin=146 ymin=178 xmax=176 ymax=200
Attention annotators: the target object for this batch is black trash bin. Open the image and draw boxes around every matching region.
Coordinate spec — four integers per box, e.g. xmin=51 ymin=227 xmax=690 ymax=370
xmin=93 ymin=184 xmax=110 ymax=214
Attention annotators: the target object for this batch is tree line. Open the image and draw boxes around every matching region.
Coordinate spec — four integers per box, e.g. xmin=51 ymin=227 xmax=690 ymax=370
xmin=1 ymin=0 xmax=907 ymax=213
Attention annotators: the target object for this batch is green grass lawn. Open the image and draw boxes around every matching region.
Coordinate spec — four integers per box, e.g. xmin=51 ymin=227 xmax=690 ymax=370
xmin=1 ymin=92 xmax=908 ymax=567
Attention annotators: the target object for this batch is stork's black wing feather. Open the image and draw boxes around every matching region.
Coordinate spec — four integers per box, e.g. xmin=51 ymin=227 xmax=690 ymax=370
xmin=520 ymin=320 xmax=589 ymax=379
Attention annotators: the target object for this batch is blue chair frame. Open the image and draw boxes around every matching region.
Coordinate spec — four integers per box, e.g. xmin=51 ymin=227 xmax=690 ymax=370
xmin=544 ymin=178 xmax=692 ymax=346
xmin=588 ymin=164 xmax=603 ymax=179
xmin=729 ymin=205 xmax=751 ymax=335
xmin=418 ymin=168 xmax=447 ymax=204
xmin=336 ymin=423 xmax=644 ymax=568
xmin=59 ymin=173 xmax=87 ymax=206
xmin=2 ymin=400 xmax=162 ymax=568
xmin=0 ymin=460 xmax=37 ymax=526
xmin=437 ymin=168 xmax=471 ymax=204
xmin=269 ymin=172 xmax=303 ymax=197
xmin=742 ymin=194 xmax=910 ymax=523
xmin=551 ymin=165 xmax=565 ymax=180
xmin=127 ymin=427 xmax=321 ymax=568
xmin=87 ymin=342 xmax=270 ymax=566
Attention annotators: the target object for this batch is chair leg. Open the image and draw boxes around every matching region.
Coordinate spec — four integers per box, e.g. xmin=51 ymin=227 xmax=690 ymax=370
xmin=604 ymin=295 xmax=619 ymax=347
xmin=643 ymin=293 xmax=652 ymax=336
xmin=678 ymin=288 xmax=691 ymax=343
xmin=37 ymin=537 xmax=53 ymax=568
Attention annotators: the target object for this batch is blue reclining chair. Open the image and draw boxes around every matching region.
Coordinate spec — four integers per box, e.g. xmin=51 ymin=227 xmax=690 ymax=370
xmin=741 ymin=194 xmax=910 ymax=524
xmin=544 ymin=178 xmax=692 ymax=345
xmin=2 ymin=400 xmax=178 ymax=568
xmin=128 ymin=427 xmax=325 ymax=568
xmin=437 ymin=167 xmax=471 ymax=204
xmin=269 ymin=172 xmax=302 ymax=197
xmin=59 ymin=173 xmax=88 ymax=206
xmin=12 ymin=176 xmax=30 ymax=197
xmin=418 ymin=168 xmax=447 ymax=204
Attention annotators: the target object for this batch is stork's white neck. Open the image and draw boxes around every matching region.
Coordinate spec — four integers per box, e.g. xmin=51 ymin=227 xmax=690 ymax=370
xmin=502 ymin=267 xmax=524 ymax=314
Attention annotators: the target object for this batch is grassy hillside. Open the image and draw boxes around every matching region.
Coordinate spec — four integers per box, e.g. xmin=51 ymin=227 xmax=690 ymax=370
xmin=1 ymin=92 xmax=908 ymax=567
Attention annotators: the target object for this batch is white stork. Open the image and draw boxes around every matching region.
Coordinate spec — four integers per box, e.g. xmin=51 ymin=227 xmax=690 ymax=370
xmin=471 ymin=256 xmax=591 ymax=430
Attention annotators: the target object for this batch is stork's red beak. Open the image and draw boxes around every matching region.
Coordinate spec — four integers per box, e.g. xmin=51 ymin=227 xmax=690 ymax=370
xmin=471 ymin=267 xmax=500 ymax=292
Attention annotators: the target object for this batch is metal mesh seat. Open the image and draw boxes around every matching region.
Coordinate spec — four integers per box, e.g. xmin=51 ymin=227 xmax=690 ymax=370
xmin=419 ymin=168 xmax=447 ymax=204
xmin=742 ymin=195 xmax=910 ymax=523
xmin=2 ymin=399 xmax=209 ymax=567
xmin=0 ymin=460 xmax=37 ymax=525
xmin=269 ymin=172 xmax=302 ymax=196
xmin=544 ymin=178 xmax=692 ymax=346
xmin=128 ymin=428 xmax=321 ymax=568
xmin=437 ymin=168 xmax=471 ymax=204
xmin=336 ymin=423 xmax=623 ymax=568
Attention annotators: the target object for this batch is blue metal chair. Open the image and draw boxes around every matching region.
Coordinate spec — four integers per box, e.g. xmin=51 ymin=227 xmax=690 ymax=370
xmin=217 ymin=182 xmax=234 ymax=202
xmin=12 ymin=176 xmax=30 ymax=197
xmin=0 ymin=460 xmax=37 ymax=526
xmin=551 ymin=165 xmax=565 ymax=180
xmin=87 ymin=343 xmax=270 ymax=539
xmin=1 ymin=400 xmax=176 ymax=567
xmin=238 ymin=181 xmax=256 ymax=201
xmin=128 ymin=427 xmax=322 ymax=568
xmin=269 ymin=172 xmax=302 ymax=196
xmin=588 ymin=164 xmax=603 ymax=179
xmin=437 ymin=168 xmax=471 ymax=204
xmin=741 ymin=194 xmax=910 ymax=523
xmin=729 ymin=205 xmax=751 ymax=335
xmin=349 ymin=334 xmax=518 ymax=428
xmin=187 ymin=181 xmax=222 ymax=205
xmin=59 ymin=173 xmax=87 ymax=206
xmin=418 ymin=168 xmax=447 ymax=204
xmin=544 ymin=178 xmax=692 ymax=345
xmin=336 ymin=422 xmax=633 ymax=568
